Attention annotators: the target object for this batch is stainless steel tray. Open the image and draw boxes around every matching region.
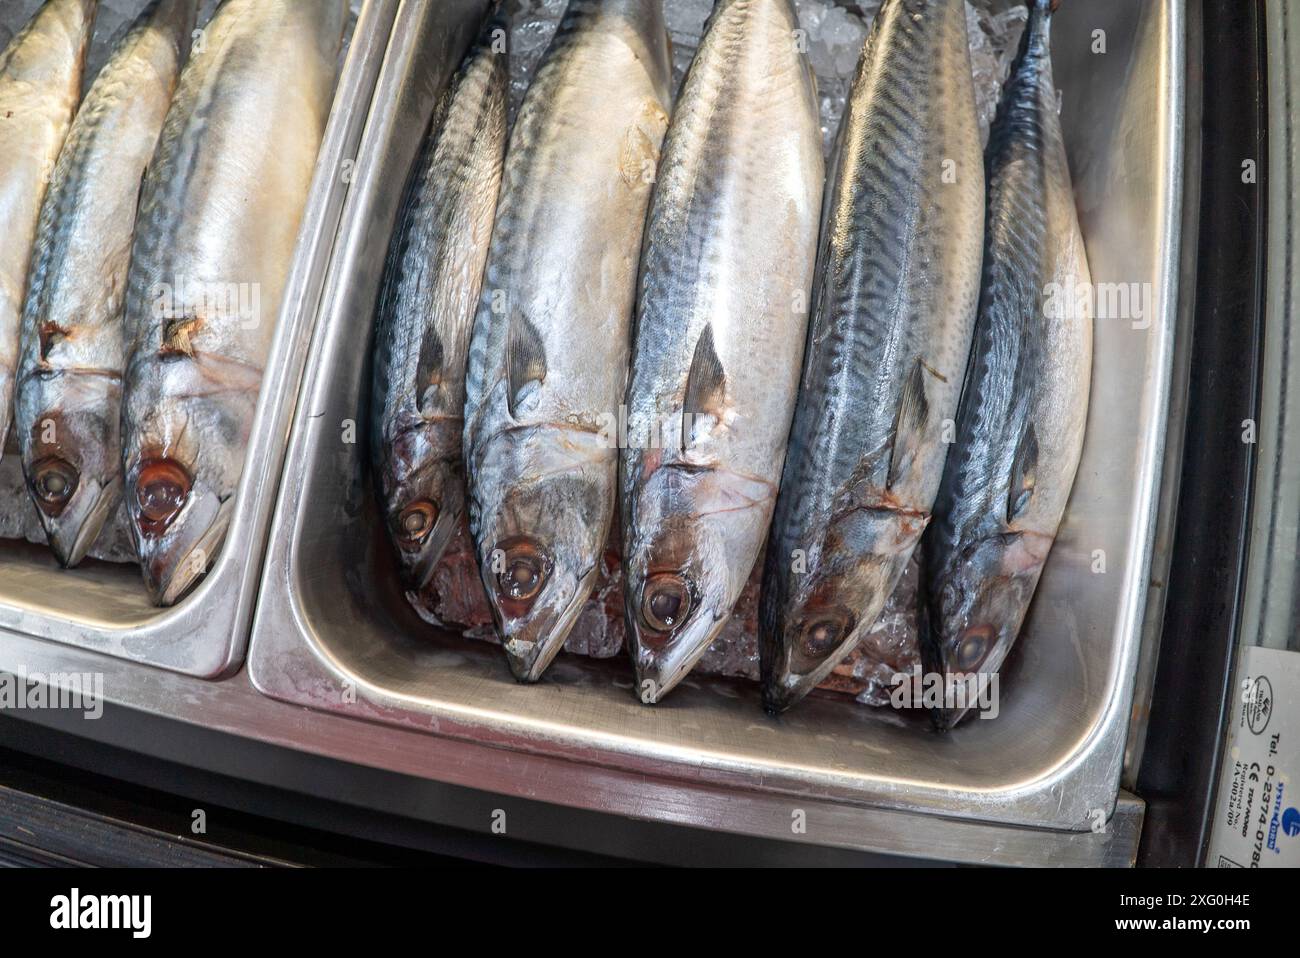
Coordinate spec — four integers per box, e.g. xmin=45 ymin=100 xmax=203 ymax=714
xmin=250 ymin=0 xmax=1187 ymax=838
xmin=0 ymin=0 xmax=399 ymax=677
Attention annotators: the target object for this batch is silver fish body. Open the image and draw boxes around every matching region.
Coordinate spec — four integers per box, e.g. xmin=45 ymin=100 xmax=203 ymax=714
xmin=622 ymin=0 xmax=824 ymax=704
xmin=464 ymin=0 xmax=672 ymax=681
xmin=0 ymin=0 xmax=95 ymax=454
xmin=760 ymin=0 xmax=984 ymax=713
xmin=122 ymin=0 xmax=347 ymax=605
xmin=16 ymin=0 xmax=194 ymax=568
xmin=370 ymin=29 xmax=508 ymax=591
xmin=921 ymin=0 xmax=1091 ymax=728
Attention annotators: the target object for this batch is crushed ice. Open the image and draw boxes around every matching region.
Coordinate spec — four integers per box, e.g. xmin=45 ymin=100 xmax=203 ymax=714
xmin=506 ymin=0 xmax=1031 ymax=154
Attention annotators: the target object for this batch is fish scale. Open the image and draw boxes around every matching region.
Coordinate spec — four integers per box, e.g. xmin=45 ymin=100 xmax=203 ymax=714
xmin=921 ymin=0 xmax=1091 ymax=728
xmin=760 ymin=0 xmax=984 ymax=713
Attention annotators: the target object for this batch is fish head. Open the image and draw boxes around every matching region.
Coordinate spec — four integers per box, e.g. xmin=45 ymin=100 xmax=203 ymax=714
xmin=473 ymin=465 xmax=610 ymax=682
xmin=761 ymin=503 xmax=927 ymax=713
xmin=923 ymin=529 xmax=1053 ymax=728
xmin=22 ymin=396 xmax=122 ymax=568
xmin=623 ymin=465 xmax=768 ymax=704
xmin=122 ymin=391 xmax=242 ymax=607
xmin=378 ymin=420 xmax=464 ymax=590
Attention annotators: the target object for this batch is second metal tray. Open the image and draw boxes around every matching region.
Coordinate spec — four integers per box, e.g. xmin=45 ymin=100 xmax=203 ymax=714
xmin=0 ymin=0 xmax=397 ymax=677
xmin=250 ymin=0 xmax=1186 ymax=837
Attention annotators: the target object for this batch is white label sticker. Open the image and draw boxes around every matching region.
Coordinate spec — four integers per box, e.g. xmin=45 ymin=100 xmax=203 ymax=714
xmin=1207 ymin=646 xmax=1300 ymax=867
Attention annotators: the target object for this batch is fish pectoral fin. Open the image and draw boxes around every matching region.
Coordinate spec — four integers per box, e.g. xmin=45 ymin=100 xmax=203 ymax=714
xmin=135 ymin=168 xmax=147 ymax=216
xmin=620 ymin=111 xmax=663 ymax=187
xmin=1007 ymin=421 xmax=1039 ymax=522
xmin=506 ymin=311 xmax=547 ymax=418
xmin=682 ymin=324 xmax=727 ymax=452
xmin=38 ymin=320 xmax=72 ymax=361
xmin=887 ymin=359 xmax=931 ymax=491
xmin=160 ymin=316 xmax=204 ymax=358
xmin=415 ymin=331 xmax=445 ymax=416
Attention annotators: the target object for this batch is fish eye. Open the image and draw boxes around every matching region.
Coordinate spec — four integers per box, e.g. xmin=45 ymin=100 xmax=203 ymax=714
xmin=395 ymin=499 xmax=439 ymax=549
xmin=29 ymin=457 xmax=79 ymax=516
xmin=640 ymin=573 xmax=693 ymax=633
xmin=955 ymin=625 xmax=994 ymax=672
xmin=492 ymin=536 xmax=551 ymax=604
xmin=134 ymin=459 xmax=192 ymax=531
xmin=799 ymin=612 xmax=853 ymax=658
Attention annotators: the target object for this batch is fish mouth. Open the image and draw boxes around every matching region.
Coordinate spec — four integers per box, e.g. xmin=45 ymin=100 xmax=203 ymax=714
xmin=761 ymin=503 xmax=930 ymax=713
xmin=930 ymin=705 xmax=965 ymax=731
xmin=922 ymin=531 xmax=1056 ymax=728
xmin=131 ymin=483 xmax=233 ymax=606
xmin=485 ymin=558 xmax=598 ymax=682
xmin=761 ymin=616 xmax=862 ymax=715
xmin=761 ymin=560 xmax=901 ymax=714
xmin=39 ymin=475 xmax=123 ymax=569
xmin=629 ymin=604 xmax=726 ymax=705
xmin=922 ymin=622 xmax=1012 ymax=730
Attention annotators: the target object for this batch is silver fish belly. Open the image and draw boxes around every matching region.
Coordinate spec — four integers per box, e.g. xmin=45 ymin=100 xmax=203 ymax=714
xmin=16 ymin=0 xmax=194 ymax=569
xmin=760 ymin=0 xmax=985 ymax=713
xmin=621 ymin=0 xmax=824 ymax=704
xmin=0 ymin=0 xmax=95 ymax=455
xmin=122 ymin=0 xmax=347 ymax=605
xmin=463 ymin=0 xmax=672 ymax=682
xmin=921 ymin=0 xmax=1092 ymax=728
xmin=370 ymin=28 xmax=507 ymax=591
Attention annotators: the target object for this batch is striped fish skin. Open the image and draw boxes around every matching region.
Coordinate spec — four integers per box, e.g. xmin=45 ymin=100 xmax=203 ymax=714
xmin=463 ymin=0 xmax=672 ymax=682
xmin=16 ymin=0 xmax=195 ymax=569
xmin=921 ymin=0 xmax=1091 ymax=728
xmin=759 ymin=0 xmax=984 ymax=713
xmin=370 ymin=29 xmax=508 ymax=591
xmin=621 ymin=0 xmax=824 ymax=704
xmin=122 ymin=0 xmax=347 ymax=605
xmin=0 ymin=0 xmax=96 ymax=457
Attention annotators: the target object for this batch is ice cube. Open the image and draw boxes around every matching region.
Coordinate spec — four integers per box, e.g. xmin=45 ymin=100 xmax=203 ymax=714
xmin=664 ymin=0 xmax=714 ymax=37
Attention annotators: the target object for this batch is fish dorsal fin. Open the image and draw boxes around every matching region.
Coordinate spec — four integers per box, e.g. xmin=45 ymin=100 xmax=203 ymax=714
xmin=1007 ymin=422 xmax=1039 ymax=522
xmin=682 ymin=324 xmax=726 ymax=450
xmin=506 ymin=312 xmax=546 ymax=418
xmin=415 ymin=331 xmax=445 ymax=415
xmin=887 ymin=359 xmax=931 ymax=491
